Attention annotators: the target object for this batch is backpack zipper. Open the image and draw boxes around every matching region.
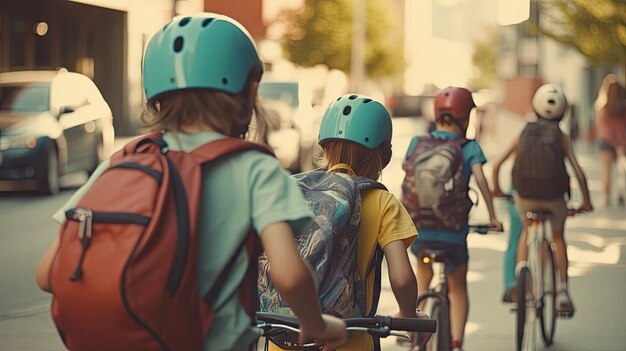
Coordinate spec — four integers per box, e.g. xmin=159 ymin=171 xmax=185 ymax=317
xmin=65 ymin=208 xmax=151 ymax=282
xmin=69 ymin=208 xmax=93 ymax=282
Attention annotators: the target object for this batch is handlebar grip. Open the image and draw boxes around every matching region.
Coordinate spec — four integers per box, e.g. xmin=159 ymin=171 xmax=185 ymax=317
xmin=256 ymin=312 xmax=299 ymax=327
xmin=389 ymin=317 xmax=436 ymax=333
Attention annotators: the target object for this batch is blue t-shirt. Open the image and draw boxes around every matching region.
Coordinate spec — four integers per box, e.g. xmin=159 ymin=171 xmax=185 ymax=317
xmin=404 ymin=130 xmax=487 ymax=246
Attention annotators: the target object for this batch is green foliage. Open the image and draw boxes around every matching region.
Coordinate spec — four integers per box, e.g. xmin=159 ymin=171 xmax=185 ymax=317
xmin=538 ymin=0 xmax=626 ymax=64
xmin=469 ymin=26 xmax=499 ymax=91
xmin=278 ymin=0 xmax=403 ymax=78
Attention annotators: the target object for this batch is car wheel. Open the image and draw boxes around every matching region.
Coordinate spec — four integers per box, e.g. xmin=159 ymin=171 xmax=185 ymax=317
xmin=38 ymin=147 xmax=60 ymax=195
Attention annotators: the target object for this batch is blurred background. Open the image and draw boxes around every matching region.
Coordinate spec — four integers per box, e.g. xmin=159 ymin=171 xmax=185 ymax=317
xmin=1 ymin=0 xmax=624 ymax=177
xmin=0 ymin=0 xmax=625 ymax=350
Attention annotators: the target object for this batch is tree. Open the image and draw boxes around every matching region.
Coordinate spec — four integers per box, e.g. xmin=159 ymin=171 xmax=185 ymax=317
xmin=469 ymin=27 xmax=499 ymax=91
xmin=538 ymin=0 xmax=626 ymax=65
xmin=277 ymin=0 xmax=403 ymax=79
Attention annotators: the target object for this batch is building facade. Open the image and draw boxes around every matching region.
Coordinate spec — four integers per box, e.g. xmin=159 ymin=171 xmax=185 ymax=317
xmin=1 ymin=0 xmax=202 ymax=135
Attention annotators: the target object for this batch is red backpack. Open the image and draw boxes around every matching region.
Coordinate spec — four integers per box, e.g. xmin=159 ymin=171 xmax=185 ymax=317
xmin=49 ymin=133 xmax=273 ymax=351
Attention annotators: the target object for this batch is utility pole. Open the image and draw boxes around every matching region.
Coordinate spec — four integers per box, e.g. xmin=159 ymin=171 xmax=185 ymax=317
xmin=350 ymin=0 xmax=365 ymax=92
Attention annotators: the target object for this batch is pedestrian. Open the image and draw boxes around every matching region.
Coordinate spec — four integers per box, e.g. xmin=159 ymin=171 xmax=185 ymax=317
xmin=35 ymin=13 xmax=347 ymax=351
xmin=594 ymin=74 xmax=626 ymax=207
xmin=260 ymin=94 xmax=424 ymax=351
xmin=401 ymin=86 xmax=503 ymax=351
xmin=492 ymin=84 xmax=593 ymax=318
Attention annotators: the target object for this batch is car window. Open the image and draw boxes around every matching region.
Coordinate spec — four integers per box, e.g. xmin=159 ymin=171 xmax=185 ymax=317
xmin=0 ymin=84 xmax=50 ymax=112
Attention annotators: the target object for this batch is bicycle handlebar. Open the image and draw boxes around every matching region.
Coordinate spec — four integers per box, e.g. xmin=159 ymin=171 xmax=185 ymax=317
xmin=468 ymin=224 xmax=502 ymax=234
xmin=256 ymin=312 xmax=436 ymax=348
xmin=256 ymin=312 xmax=436 ymax=333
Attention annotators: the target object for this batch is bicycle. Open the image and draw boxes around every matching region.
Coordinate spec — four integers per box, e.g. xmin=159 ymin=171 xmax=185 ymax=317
xmin=397 ymin=224 xmax=501 ymax=351
xmin=515 ymin=208 xmax=583 ymax=351
xmin=256 ymin=311 xmax=436 ymax=351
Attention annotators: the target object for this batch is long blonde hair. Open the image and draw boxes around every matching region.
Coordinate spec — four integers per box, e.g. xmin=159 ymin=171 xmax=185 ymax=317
xmin=321 ymin=140 xmax=392 ymax=180
xmin=595 ymin=74 xmax=626 ymax=116
xmin=141 ymin=86 xmax=269 ymax=144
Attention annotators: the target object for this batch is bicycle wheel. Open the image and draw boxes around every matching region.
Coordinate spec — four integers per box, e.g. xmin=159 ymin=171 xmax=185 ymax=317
xmin=539 ymin=240 xmax=557 ymax=346
xmin=427 ymin=299 xmax=451 ymax=351
xmin=516 ymin=266 xmax=536 ymax=351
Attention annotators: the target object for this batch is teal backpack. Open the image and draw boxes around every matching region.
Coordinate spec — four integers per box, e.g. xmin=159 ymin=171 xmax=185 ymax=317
xmin=258 ymin=167 xmax=386 ymax=320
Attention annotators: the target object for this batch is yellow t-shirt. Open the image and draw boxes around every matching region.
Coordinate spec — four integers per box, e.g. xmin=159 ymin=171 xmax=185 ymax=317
xmin=269 ymin=188 xmax=418 ymax=351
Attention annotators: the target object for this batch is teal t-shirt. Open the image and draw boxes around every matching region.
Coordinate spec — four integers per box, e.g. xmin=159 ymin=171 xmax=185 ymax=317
xmin=404 ymin=130 xmax=486 ymax=246
xmin=53 ymin=132 xmax=312 ymax=351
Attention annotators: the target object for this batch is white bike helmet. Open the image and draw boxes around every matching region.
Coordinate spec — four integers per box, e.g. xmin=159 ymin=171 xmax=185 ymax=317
xmin=532 ymin=84 xmax=568 ymax=120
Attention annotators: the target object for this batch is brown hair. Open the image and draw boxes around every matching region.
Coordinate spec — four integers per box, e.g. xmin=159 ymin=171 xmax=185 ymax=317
xmin=141 ymin=87 xmax=269 ymax=144
xmin=595 ymin=74 xmax=626 ymax=116
xmin=321 ymin=140 xmax=392 ymax=180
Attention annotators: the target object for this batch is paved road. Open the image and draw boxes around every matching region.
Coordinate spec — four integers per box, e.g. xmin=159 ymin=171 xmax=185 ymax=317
xmin=1 ymin=115 xmax=625 ymax=350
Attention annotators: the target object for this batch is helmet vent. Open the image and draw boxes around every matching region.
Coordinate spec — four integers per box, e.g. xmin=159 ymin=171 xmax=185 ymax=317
xmin=348 ymin=95 xmax=358 ymax=100
xmin=365 ymin=137 xmax=370 ymax=142
xmin=336 ymin=96 xmax=342 ymax=101
xmin=173 ymin=36 xmax=184 ymax=53
xmin=222 ymin=77 xmax=229 ymax=85
xmin=162 ymin=23 xmax=170 ymax=31
xmin=338 ymin=130 xmax=343 ymax=134
xmin=202 ymin=18 xmax=215 ymax=27
xmin=343 ymin=106 xmax=352 ymax=115
xmin=179 ymin=17 xmax=191 ymax=27
xmin=363 ymin=98 xmax=372 ymax=103
xmin=547 ymin=99 xmax=555 ymax=105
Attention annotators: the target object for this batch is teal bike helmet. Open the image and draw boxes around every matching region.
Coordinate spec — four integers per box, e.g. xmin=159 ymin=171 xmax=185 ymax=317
xmin=318 ymin=94 xmax=392 ymax=149
xmin=142 ymin=13 xmax=263 ymax=101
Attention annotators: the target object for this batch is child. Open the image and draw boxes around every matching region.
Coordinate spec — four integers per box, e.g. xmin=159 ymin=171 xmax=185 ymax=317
xmin=402 ymin=86 xmax=502 ymax=351
xmin=492 ymin=84 xmax=593 ymax=317
xmin=35 ymin=13 xmax=347 ymax=351
xmin=262 ymin=94 xmax=421 ymax=351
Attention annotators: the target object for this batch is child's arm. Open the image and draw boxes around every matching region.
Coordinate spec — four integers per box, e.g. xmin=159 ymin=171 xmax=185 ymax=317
xmin=491 ymin=137 xmax=519 ymax=197
xmin=562 ymin=135 xmax=593 ymax=212
xmin=260 ymin=222 xmax=347 ymax=348
xmin=473 ymin=164 xmax=503 ymax=231
xmin=35 ymin=236 xmax=60 ymax=292
xmin=383 ymin=240 xmax=417 ymax=318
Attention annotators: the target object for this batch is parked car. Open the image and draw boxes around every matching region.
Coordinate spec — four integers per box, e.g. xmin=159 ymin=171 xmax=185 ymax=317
xmin=0 ymin=69 xmax=114 ymax=194
xmin=258 ymin=80 xmax=320 ymax=172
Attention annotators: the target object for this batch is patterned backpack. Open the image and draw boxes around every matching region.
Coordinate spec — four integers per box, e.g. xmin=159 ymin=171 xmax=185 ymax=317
xmin=401 ymin=135 xmax=473 ymax=231
xmin=258 ymin=166 xmax=386 ymax=319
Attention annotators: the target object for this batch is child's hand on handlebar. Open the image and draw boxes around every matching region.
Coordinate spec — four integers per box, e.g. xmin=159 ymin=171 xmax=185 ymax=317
xmin=490 ymin=219 xmax=504 ymax=232
xmin=578 ymin=201 xmax=593 ymax=213
xmin=396 ymin=310 xmax=433 ymax=346
xmin=492 ymin=187 xmax=506 ymax=198
xmin=299 ymin=314 xmax=348 ymax=351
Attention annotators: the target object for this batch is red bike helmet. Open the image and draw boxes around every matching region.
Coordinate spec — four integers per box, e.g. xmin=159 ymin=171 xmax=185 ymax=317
xmin=434 ymin=87 xmax=476 ymax=123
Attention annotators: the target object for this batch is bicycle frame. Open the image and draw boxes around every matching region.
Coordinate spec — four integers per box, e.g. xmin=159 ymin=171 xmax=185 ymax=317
xmin=518 ymin=211 xmax=557 ymax=351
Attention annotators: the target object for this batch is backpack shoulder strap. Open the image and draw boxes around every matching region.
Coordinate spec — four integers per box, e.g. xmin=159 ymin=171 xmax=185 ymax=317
xmin=365 ymin=245 xmax=384 ymax=317
xmin=353 ymin=176 xmax=387 ymax=192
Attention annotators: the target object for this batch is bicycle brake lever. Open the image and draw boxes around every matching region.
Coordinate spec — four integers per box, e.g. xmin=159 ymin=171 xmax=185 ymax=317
xmin=368 ymin=326 xmax=391 ymax=338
